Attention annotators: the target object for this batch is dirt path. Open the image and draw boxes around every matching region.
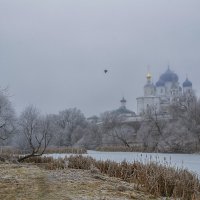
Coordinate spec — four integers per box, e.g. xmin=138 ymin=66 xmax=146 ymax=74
xmin=0 ymin=163 xmax=158 ymax=200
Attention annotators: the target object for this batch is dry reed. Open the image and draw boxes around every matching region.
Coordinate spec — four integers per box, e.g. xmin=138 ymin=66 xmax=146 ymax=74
xmin=96 ymin=145 xmax=148 ymax=152
xmin=68 ymin=156 xmax=200 ymax=199
xmin=20 ymin=156 xmax=66 ymax=170
xmin=44 ymin=146 xmax=87 ymax=154
xmin=0 ymin=146 xmax=87 ymax=157
xmin=96 ymin=145 xmax=200 ymax=153
xmin=20 ymin=155 xmax=200 ymax=199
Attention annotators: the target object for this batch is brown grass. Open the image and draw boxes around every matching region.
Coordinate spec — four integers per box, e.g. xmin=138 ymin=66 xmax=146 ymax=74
xmin=0 ymin=146 xmax=87 ymax=156
xmin=0 ymin=146 xmax=22 ymax=155
xmin=21 ymin=155 xmax=200 ymax=200
xmin=67 ymin=155 xmax=95 ymax=170
xmin=19 ymin=156 xmax=66 ymax=170
xmin=71 ymin=156 xmax=200 ymax=199
xmin=0 ymin=163 xmax=154 ymax=200
xmin=44 ymin=146 xmax=87 ymax=154
xmin=96 ymin=145 xmax=148 ymax=152
xmin=96 ymin=145 xmax=200 ymax=153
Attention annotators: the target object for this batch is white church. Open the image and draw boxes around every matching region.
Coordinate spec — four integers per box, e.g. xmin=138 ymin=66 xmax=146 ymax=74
xmin=136 ymin=67 xmax=193 ymax=115
xmin=88 ymin=67 xmax=193 ymax=123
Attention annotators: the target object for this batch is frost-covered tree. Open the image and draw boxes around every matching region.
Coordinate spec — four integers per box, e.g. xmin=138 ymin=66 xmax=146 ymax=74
xmin=101 ymin=111 xmax=136 ymax=147
xmin=18 ymin=106 xmax=52 ymax=162
xmin=0 ymin=91 xmax=15 ymax=143
xmin=158 ymin=120 xmax=197 ymax=153
xmin=137 ymin=91 xmax=200 ymax=152
xmin=54 ymin=108 xmax=87 ymax=146
xmin=140 ymin=105 xmax=167 ymax=150
xmin=169 ymin=91 xmax=200 ymax=150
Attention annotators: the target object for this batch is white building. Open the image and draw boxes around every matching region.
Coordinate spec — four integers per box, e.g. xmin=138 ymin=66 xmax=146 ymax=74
xmin=137 ymin=67 xmax=193 ymax=115
xmin=113 ymin=97 xmax=136 ymax=117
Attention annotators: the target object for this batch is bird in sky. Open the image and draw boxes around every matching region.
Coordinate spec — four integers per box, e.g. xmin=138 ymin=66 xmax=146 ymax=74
xmin=104 ymin=69 xmax=108 ymax=74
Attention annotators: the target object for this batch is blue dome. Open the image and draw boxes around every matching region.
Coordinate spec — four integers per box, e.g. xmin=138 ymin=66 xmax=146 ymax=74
xmin=183 ymin=78 xmax=192 ymax=87
xmin=156 ymin=79 xmax=165 ymax=87
xmin=160 ymin=68 xmax=178 ymax=82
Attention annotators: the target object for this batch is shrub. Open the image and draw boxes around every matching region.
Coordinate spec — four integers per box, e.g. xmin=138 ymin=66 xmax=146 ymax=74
xmin=67 ymin=155 xmax=95 ymax=170
xmin=19 ymin=156 xmax=66 ymax=170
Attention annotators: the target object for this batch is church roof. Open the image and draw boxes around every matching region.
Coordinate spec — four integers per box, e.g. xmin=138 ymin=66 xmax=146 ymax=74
xmin=156 ymin=79 xmax=165 ymax=87
xmin=113 ymin=106 xmax=136 ymax=116
xmin=160 ymin=68 xmax=178 ymax=83
xmin=183 ymin=78 xmax=192 ymax=87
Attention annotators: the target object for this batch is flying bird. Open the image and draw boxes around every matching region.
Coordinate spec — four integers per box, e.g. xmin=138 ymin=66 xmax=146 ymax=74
xmin=104 ymin=69 xmax=108 ymax=74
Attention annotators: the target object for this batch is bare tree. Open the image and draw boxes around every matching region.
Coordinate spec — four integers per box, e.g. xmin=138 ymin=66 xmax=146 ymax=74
xmin=139 ymin=91 xmax=200 ymax=152
xmin=143 ymin=105 xmax=166 ymax=136
xmin=101 ymin=111 xmax=135 ymax=148
xmin=0 ymin=91 xmax=15 ymax=143
xmin=169 ymin=90 xmax=197 ymax=119
xmin=169 ymin=91 xmax=200 ymax=149
xmin=73 ymin=119 xmax=103 ymax=149
xmin=158 ymin=120 xmax=197 ymax=153
xmin=18 ymin=106 xmax=52 ymax=162
xmin=54 ymin=108 xmax=87 ymax=146
xmin=86 ymin=121 xmax=103 ymax=148
xmin=139 ymin=105 xmax=167 ymax=151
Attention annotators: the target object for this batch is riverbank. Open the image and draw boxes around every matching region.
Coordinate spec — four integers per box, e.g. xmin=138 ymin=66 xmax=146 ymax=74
xmin=48 ymin=150 xmax=200 ymax=178
xmin=0 ymin=163 xmax=157 ymax=200
xmin=14 ymin=155 xmax=200 ymax=199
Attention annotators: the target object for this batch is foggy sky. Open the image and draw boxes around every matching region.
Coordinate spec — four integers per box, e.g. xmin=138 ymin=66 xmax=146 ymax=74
xmin=0 ymin=0 xmax=200 ymax=117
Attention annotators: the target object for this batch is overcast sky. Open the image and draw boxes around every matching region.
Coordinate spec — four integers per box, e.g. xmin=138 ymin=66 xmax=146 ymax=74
xmin=0 ymin=0 xmax=200 ymax=117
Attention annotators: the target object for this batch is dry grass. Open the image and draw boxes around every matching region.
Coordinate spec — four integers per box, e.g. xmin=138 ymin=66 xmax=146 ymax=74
xmin=19 ymin=156 xmax=66 ymax=170
xmin=0 ymin=164 xmax=51 ymax=200
xmin=21 ymin=155 xmax=200 ymax=200
xmin=0 ymin=163 xmax=155 ymax=200
xmin=0 ymin=146 xmax=22 ymax=155
xmin=67 ymin=155 xmax=95 ymax=170
xmin=44 ymin=146 xmax=87 ymax=154
xmin=65 ymin=156 xmax=200 ymax=200
xmin=96 ymin=145 xmax=200 ymax=153
xmin=0 ymin=146 xmax=87 ymax=158
xmin=96 ymin=160 xmax=200 ymax=199
xmin=96 ymin=146 xmax=150 ymax=152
